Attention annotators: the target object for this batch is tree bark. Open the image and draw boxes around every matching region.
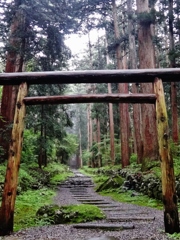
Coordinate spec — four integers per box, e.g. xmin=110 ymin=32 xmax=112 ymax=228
xmin=128 ymin=0 xmax=143 ymax=163
xmin=108 ymin=83 xmax=115 ymax=164
xmin=0 ymin=4 xmax=26 ymax=161
xmin=168 ymin=0 xmax=178 ymax=144
xmin=136 ymin=0 xmax=159 ymax=170
xmin=154 ymin=78 xmax=179 ymax=234
xmin=112 ymin=0 xmax=130 ymax=167
xmin=0 ymin=82 xmax=27 ymax=236
xmin=79 ymin=128 xmax=83 ymax=168
xmin=97 ymin=117 xmax=102 ymax=167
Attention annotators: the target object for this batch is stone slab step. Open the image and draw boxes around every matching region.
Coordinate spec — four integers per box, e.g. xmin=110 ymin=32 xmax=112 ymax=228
xmin=59 ymin=185 xmax=88 ymax=188
xmin=100 ymin=208 xmax=138 ymax=211
xmin=72 ymin=223 xmax=135 ymax=230
xmin=74 ymin=198 xmax=105 ymax=202
xmin=60 ymin=185 xmax=94 ymax=188
xmin=87 ymin=236 xmax=118 ymax=240
xmin=71 ymin=194 xmax=89 ymax=196
xmin=80 ymin=201 xmax=112 ymax=205
xmin=96 ymin=204 xmax=121 ymax=208
xmin=107 ymin=212 xmax=150 ymax=216
xmin=107 ymin=216 xmax=155 ymax=221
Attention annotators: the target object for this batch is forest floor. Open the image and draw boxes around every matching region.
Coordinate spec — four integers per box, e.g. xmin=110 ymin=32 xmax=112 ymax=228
xmin=3 ymin=170 xmax=173 ymax=240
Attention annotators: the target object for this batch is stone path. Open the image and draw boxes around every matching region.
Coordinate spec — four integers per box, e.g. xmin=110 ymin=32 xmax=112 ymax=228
xmin=62 ymin=171 xmax=155 ymax=230
xmin=3 ymin=170 xmax=171 ymax=240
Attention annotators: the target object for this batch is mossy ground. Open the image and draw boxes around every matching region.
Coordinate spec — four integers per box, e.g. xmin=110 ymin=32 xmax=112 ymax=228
xmin=81 ymin=160 xmax=180 ymax=240
xmin=0 ymin=162 xmax=74 ymax=231
xmin=14 ymin=188 xmax=55 ymax=231
xmin=37 ymin=204 xmax=105 ymax=224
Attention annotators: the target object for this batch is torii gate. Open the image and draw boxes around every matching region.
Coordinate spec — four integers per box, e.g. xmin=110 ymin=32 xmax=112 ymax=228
xmin=0 ymin=68 xmax=180 ymax=235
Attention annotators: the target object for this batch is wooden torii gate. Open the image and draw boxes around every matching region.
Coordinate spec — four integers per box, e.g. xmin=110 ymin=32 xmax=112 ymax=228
xmin=0 ymin=68 xmax=180 ymax=235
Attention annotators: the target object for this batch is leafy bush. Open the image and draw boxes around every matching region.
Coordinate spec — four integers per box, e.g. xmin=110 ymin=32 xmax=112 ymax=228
xmin=130 ymin=153 xmax=137 ymax=164
xmin=56 ymin=134 xmax=78 ymax=164
xmin=21 ymin=129 xmax=39 ymax=164
xmin=18 ymin=168 xmax=36 ymax=192
xmin=44 ymin=163 xmax=73 ymax=186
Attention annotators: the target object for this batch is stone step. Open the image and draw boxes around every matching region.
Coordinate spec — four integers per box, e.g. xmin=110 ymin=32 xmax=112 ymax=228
xmin=107 ymin=212 xmax=150 ymax=216
xmin=96 ymin=204 xmax=121 ymax=208
xmin=70 ymin=191 xmax=88 ymax=194
xmin=73 ymin=198 xmax=105 ymax=202
xmin=80 ymin=201 xmax=112 ymax=205
xmin=72 ymin=223 xmax=135 ymax=230
xmin=100 ymin=208 xmax=139 ymax=211
xmin=60 ymin=185 xmax=94 ymax=188
xmin=107 ymin=216 xmax=155 ymax=221
xmin=87 ymin=236 xmax=118 ymax=240
xmin=71 ymin=191 xmax=88 ymax=195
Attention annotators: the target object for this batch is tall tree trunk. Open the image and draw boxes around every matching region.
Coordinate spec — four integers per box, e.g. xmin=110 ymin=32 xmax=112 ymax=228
xmin=97 ymin=117 xmax=102 ymax=167
xmin=79 ymin=127 xmax=83 ymax=168
xmin=136 ymin=0 xmax=159 ymax=170
xmin=128 ymin=0 xmax=143 ymax=163
xmin=106 ymin=33 xmax=115 ymax=165
xmin=112 ymin=0 xmax=130 ymax=167
xmin=0 ymin=83 xmax=27 ymax=236
xmin=38 ymin=105 xmax=44 ymax=169
xmin=89 ymin=103 xmax=93 ymax=166
xmin=108 ymin=83 xmax=115 ymax=164
xmin=169 ymin=0 xmax=178 ymax=144
xmin=0 ymin=2 xmax=26 ymax=162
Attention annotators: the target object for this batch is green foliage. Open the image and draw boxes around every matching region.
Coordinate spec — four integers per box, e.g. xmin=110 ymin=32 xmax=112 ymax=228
xmin=44 ymin=163 xmax=73 ymax=186
xmin=168 ymin=232 xmax=180 ymax=240
xmin=18 ymin=168 xmax=36 ymax=192
xmin=130 ymin=153 xmax=137 ymax=164
xmin=36 ymin=204 xmax=105 ymax=224
xmin=96 ymin=175 xmax=124 ymax=192
xmin=82 ymin=150 xmax=92 ymax=165
xmin=56 ymin=134 xmax=78 ymax=164
xmin=93 ymin=175 xmax=109 ymax=185
xmin=21 ymin=129 xmax=39 ymax=163
xmin=100 ymin=191 xmax=163 ymax=210
xmin=82 ymin=136 xmax=121 ymax=167
xmin=137 ymin=11 xmax=155 ymax=26
xmin=0 ymin=163 xmax=6 ymax=183
xmin=170 ymin=140 xmax=180 ymax=157
xmin=14 ymin=188 xmax=55 ymax=231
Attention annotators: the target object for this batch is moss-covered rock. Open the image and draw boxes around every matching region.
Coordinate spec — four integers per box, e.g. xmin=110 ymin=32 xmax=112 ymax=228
xmin=96 ymin=175 xmax=124 ymax=192
xmin=36 ymin=204 xmax=105 ymax=224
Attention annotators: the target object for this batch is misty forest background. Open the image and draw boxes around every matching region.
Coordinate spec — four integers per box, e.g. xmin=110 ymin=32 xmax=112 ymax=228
xmin=0 ymin=0 xmax=179 ymax=171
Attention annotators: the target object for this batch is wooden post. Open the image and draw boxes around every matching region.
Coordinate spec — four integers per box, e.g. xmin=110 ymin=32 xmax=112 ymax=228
xmin=0 ymin=82 xmax=27 ymax=236
xmin=154 ymin=78 xmax=179 ymax=234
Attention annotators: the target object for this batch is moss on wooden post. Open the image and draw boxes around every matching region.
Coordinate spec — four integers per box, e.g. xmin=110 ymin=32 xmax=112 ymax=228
xmin=154 ymin=78 xmax=179 ymax=234
xmin=0 ymin=82 xmax=27 ymax=236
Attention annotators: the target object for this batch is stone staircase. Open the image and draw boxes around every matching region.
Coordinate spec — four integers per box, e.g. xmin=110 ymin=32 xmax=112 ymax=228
xmin=59 ymin=170 xmax=157 ymax=237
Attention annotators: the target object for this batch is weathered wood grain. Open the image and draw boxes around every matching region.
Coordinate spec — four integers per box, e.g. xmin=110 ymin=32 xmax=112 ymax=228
xmin=154 ymin=78 xmax=179 ymax=234
xmin=24 ymin=94 xmax=156 ymax=105
xmin=0 ymin=68 xmax=179 ymax=85
xmin=0 ymin=83 xmax=27 ymax=236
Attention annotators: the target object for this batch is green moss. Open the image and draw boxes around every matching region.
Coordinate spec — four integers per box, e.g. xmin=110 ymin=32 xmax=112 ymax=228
xmin=100 ymin=190 xmax=163 ymax=210
xmin=50 ymin=171 xmax=73 ymax=185
xmin=61 ymin=204 xmax=105 ymax=223
xmin=36 ymin=204 xmax=106 ymax=224
xmin=96 ymin=176 xmax=124 ymax=192
xmin=14 ymin=188 xmax=55 ymax=231
xmin=168 ymin=232 xmax=180 ymax=239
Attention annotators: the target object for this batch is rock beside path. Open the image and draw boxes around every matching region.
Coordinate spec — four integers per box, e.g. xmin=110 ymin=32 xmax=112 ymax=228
xmin=2 ymin=170 xmax=171 ymax=240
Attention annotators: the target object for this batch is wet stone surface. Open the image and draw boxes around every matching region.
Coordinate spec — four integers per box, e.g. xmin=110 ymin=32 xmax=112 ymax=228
xmin=3 ymin=170 xmax=171 ymax=240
